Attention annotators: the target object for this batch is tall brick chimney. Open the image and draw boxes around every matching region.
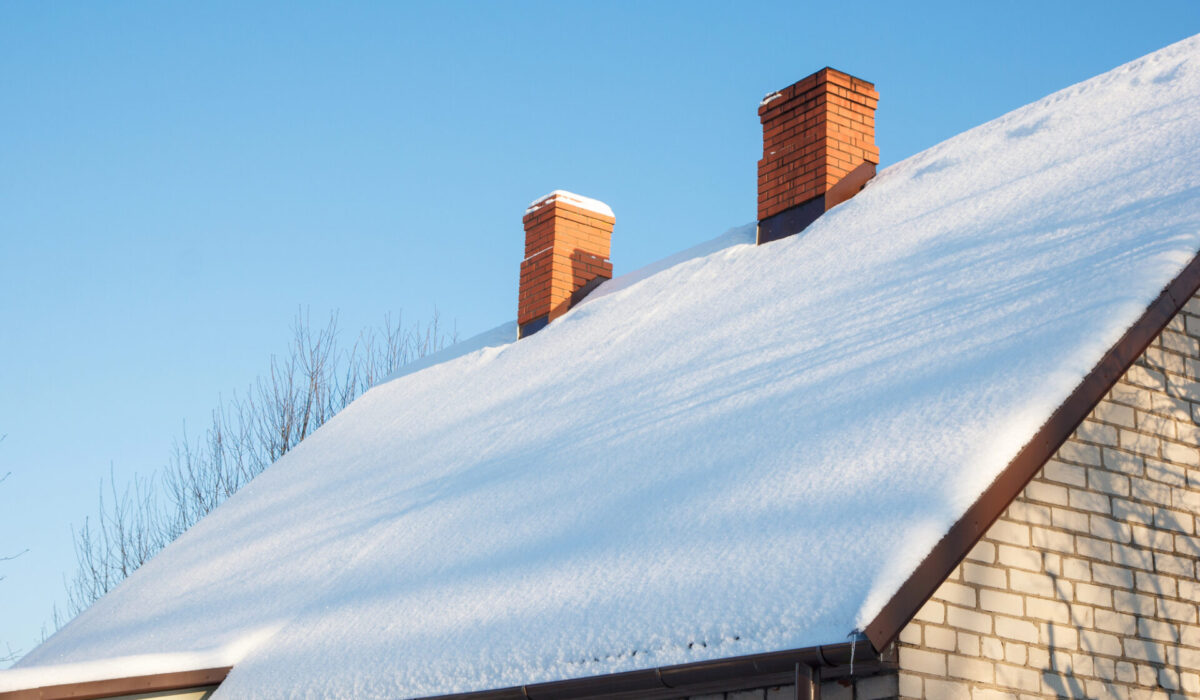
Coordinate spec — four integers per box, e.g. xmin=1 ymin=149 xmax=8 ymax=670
xmin=757 ymin=68 xmax=878 ymax=244
xmin=518 ymin=191 xmax=614 ymax=338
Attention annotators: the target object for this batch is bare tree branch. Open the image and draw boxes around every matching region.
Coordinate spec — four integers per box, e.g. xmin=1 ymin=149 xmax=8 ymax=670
xmin=65 ymin=308 xmax=454 ymax=620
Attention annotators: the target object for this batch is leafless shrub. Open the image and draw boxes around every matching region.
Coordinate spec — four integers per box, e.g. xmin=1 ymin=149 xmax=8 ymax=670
xmin=65 ymin=309 xmax=455 ymax=619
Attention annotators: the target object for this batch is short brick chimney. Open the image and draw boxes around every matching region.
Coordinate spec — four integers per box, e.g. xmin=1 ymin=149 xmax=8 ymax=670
xmin=757 ymin=68 xmax=878 ymax=244
xmin=518 ymin=191 xmax=614 ymax=338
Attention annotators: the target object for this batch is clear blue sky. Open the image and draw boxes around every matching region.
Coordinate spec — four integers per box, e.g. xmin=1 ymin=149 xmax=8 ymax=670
xmin=1 ymin=1 xmax=1198 ymax=663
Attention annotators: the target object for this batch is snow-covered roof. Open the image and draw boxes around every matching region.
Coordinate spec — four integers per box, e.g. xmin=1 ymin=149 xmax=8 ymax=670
xmin=10 ymin=34 xmax=1200 ymax=699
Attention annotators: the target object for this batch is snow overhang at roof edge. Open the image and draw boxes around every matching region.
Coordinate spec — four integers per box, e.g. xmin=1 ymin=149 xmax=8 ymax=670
xmin=863 ymin=247 xmax=1200 ymax=650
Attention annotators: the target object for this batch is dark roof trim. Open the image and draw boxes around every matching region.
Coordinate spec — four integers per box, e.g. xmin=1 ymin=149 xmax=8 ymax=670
xmin=864 ymin=248 xmax=1200 ymax=650
xmin=419 ymin=640 xmax=894 ymax=700
xmin=0 ymin=666 xmax=230 ymax=700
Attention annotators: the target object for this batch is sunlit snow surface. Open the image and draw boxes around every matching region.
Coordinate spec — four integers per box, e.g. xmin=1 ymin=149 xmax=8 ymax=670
xmin=11 ymin=35 xmax=1200 ymax=699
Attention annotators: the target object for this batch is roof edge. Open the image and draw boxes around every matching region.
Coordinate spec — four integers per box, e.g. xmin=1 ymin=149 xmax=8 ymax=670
xmin=0 ymin=666 xmax=231 ymax=700
xmin=419 ymin=640 xmax=894 ymax=700
xmin=864 ymin=248 xmax=1200 ymax=650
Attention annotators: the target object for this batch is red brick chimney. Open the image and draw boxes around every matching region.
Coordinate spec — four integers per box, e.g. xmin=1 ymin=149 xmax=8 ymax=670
xmin=757 ymin=68 xmax=878 ymax=244
xmin=518 ymin=191 xmax=614 ymax=338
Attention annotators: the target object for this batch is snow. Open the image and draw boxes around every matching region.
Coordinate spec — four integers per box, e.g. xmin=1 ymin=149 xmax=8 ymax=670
xmin=525 ymin=189 xmax=614 ymax=218
xmin=760 ymin=90 xmax=783 ymax=107
xmin=9 ymin=34 xmax=1200 ymax=699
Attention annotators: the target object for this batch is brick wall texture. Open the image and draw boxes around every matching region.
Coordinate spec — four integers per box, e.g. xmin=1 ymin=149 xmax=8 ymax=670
xmin=676 ymin=295 xmax=1200 ymax=700
xmin=518 ymin=198 xmax=614 ymax=327
xmin=757 ymin=68 xmax=879 ymax=222
xmin=897 ymin=293 xmax=1200 ymax=699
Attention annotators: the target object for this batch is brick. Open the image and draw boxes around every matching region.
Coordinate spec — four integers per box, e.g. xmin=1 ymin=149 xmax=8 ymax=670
xmin=1176 ymin=646 xmax=1200 ymax=672
xmin=1059 ymin=441 xmax=1102 ymax=466
xmin=966 ymin=540 xmax=996 ymax=563
xmin=957 ymin=632 xmax=979 ymax=656
xmin=993 ymin=616 xmax=1038 ymax=643
xmin=1077 ymin=420 xmax=1119 ymax=446
xmin=1158 ymin=598 xmax=1198 ymax=622
xmin=1095 ymin=609 xmax=1136 ymax=635
xmin=898 ymin=623 xmax=922 ymax=645
xmin=1110 ymin=382 xmax=1152 ymax=409
xmin=1136 ymin=570 xmax=1178 ymax=596
xmin=900 ymin=646 xmax=946 ymax=676
xmin=1122 ymin=638 xmax=1166 ymax=663
xmin=1041 ymin=461 xmax=1089 ymax=487
xmin=1102 ymin=447 xmax=1144 ymax=475
xmin=923 ymin=678 xmax=969 ymax=700
xmin=1001 ymin=641 xmax=1024 ymax=664
xmin=1138 ymin=617 xmax=1181 ymax=642
xmin=1094 ymin=401 xmax=1136 ymax=427
xmin=1088 ymin=469 xmax=1130 ymax=496
xmin=1174 ymin=485 xmax=1200 ymax=511
xmin=925 ymin=624 xmax=957 ymax=651
xmin=1154 ymin=507 xmax=1195 ymax=534
xmin=963 ymin=562 xmax=1007 ymax=588
xmin=993 ymin=663 xmax=1039 ymax=692
xmin=997 ymin=543 xmax=1041 ymax=571
xmin=1114 ymin=534 xmax=1157 ymax=565
xmin=1089 ymin=514 xmax=1132 ymax=542
xmin=897 ymin=673 xmax=921 ymax=698
xmin=1131 ymin=476 xmax=1173 ymax=504
xmin=947 ymin=654 xmax=993 ymax=682
xmin=1075 ymin=582 xmax=1113 ymax=607
xmin=936 ymin=581 xmax=977 ymax=608
xmin=1114 ymin=589 xmax=1157 ymax=616
xmin=1080 ymin=629 xmax=1123 ymax=656
xmin=1007 ymin=569 xmax=1055 ymax=597
xmin=1062 ymin=557 xmax=1091 ymax=581
xmin=1024 ymin=480 xmax=1069 ymax=505
xmin=947 ymin=605 xmax=992 ymax=634
xmin=1076 ymin=532 xmax=1114 ymax=559
xmin=1069 ymin=488 xmax=1111 ymax=513
xmin=1025 ymin=596 xmax=1070 ymax=623
xmin=1120 ymin=429 xmax=1161 ymax=457
xmin=914 ymin=599 xmax=946 ymax=624
xmin=1031 ymin=527 xmax=1074 ymax=553
xmin=1164 ymin=441 xmax=1200 ymax=466
xmin=1005 ymin=501 xmax=1051 ymax=525
xmin=988 ymin=520 xmax=1029 ymax=546
xmin=1091 ymin=562 xmax=1133 ymax=588
xmin=1050 ymin=507 xmax=1090 ymax=531
xmin=1155 ymin=552 xmax=1196 ymax=577
xmin=980 ymin=589 xmax=1023 ymax=616
xmin=1125 ymin=364 xmax=1165 ymax=390
xmin=1137 ymin=411 xmax=1177 ymax=439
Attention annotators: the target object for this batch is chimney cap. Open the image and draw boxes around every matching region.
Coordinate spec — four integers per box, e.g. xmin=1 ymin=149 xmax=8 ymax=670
xmin=525 ymin=190 xmax=614 ymax=218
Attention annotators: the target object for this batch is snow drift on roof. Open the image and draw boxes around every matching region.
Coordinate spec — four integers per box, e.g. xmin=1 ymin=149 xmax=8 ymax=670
xmin=10 ymin=34 xmax=1200 ymax=699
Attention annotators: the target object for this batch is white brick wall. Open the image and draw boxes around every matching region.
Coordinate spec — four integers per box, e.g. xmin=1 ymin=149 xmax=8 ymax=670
xmin=897 ymin=296 xmax=1200 ymax=700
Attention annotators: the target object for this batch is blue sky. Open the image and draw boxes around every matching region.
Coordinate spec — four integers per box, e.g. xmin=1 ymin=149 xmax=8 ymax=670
xmin=1 ymin=1 xmax=1198 ymax=663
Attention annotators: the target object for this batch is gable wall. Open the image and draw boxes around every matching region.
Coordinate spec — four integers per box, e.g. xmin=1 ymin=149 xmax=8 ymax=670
xmin=674 ymin=294 xmax=1200 ymax=700
xmin=896 ymin=296 xmax=1200 ymax=699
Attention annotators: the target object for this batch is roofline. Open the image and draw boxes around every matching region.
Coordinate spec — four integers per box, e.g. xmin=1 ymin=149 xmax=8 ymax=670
xmin=417 ymin=640 xmax=894 ymax=700
xmin=0 ymin=666 xmax=230 ymax=700
xmin=864 ymin=248 xmax=1200 ymax=650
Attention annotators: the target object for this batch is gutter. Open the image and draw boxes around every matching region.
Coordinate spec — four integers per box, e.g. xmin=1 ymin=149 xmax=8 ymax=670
xmin=419 ymin=638 xmax=896 ymax=700
xmin=0 ymin=666 xmax=230 ymax=700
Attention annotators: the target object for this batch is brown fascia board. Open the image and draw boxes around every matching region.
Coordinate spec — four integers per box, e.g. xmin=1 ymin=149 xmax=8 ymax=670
xmin=0 ymin=666 xmax=230 ymax=700
xmin=419 ymin=640 xmax=895 ymax=700
xmin=863 ymin=248 xmax=1200 ymax=650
